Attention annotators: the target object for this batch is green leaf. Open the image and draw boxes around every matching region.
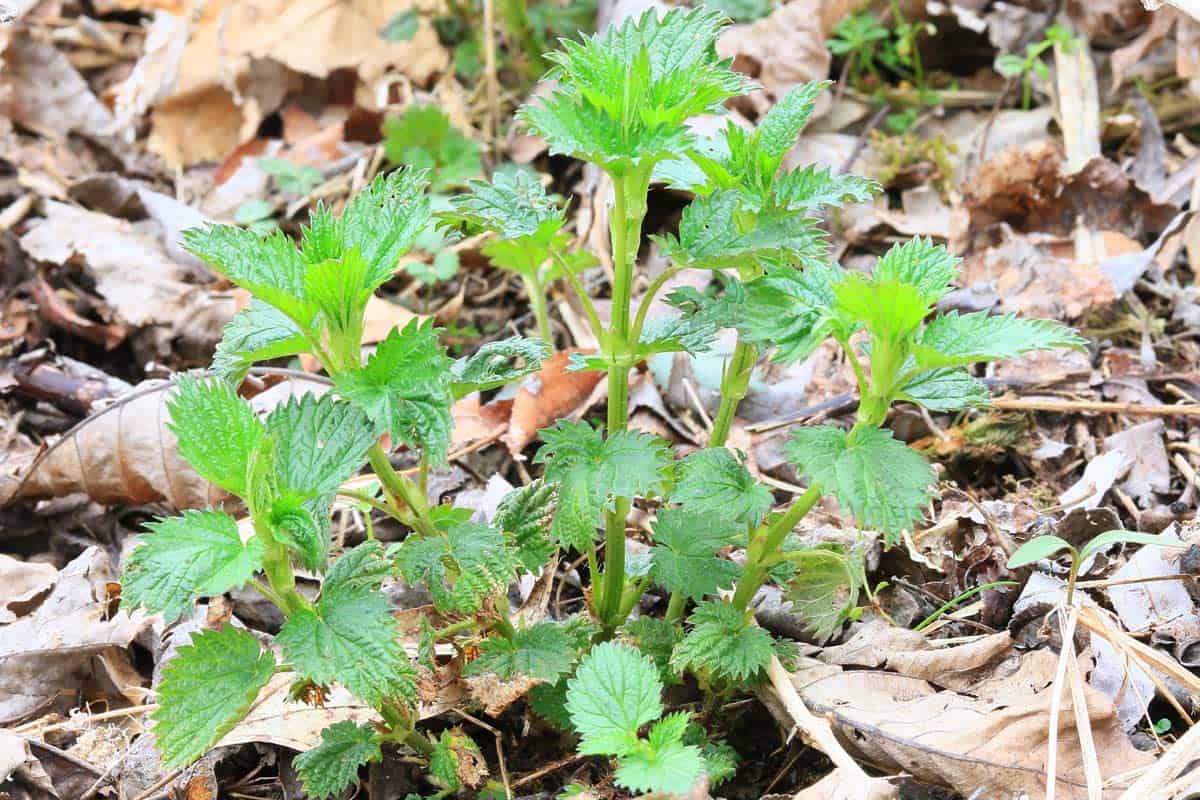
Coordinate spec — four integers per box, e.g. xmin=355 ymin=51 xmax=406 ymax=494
xmin=1007 ymin=535 xmax=1075 ymax=568
xmin=756 ymin=82 xmax=826 ymax=165
xmin=620 ymin=616 xmax=682 ymax=685
xmin=686 ymin=723 xmax=740 ymax=788
xmin=671 ymin=600 xmax=773 ymax=684
xmin=494 ymin=479 xmax=558 ymax=574
xmin=182 ymin=225 xmax=315 ymax=326
xmin=672 ymin=447 xmax=773 ymax=527
xmin=383 ymin=107 xmax=482 ymax=191
xmin=212 ymin=300 xmax=309 ymax=383
xmin=636 ymin=312 xmax=719 ymax=358
xmin=302 ymin=249 xmax=373 ymax=339
xmin=445 ymin=168 xmax=565 ymax=240
xmin=615 ymin=714 xmax=705 ymax=795
xmin=258 ymin=156 xmax=323 ymax=195
xmin=566 ymin=642 xmax=663 ymax=756
xmin=235 ymin=199 xmax=273 ymax=225
xmin=450 ymin=337 xmax=551 ymax=398
xmin=739 ymin=263 xmax=847 ymax=364
xmin=914 ymin=311 xmax=1087 ymax=369
xmin=1078 ymin=530 xmax=1188 ymax=564
xmin=277 ymin=542 xmax=417 ymax=706
xmin=265 ymin=392 xmax=376 ymax=497
xmin=649 ymin=508 xmax=740 ymax=601
xmin=152 ymin=626 xmax=275 ymax=768
xmin=534 ymin=422 xmax=673 ymax=550
xmin=518 ymin=8 xmax=745 ymax=170
xmin=380 ymin=8 xmax=419 ymax=41
xmin=529 ymin=678 xmax=574 ymax=730
xmin=658 ymin=190 xmax=828 ymax=270
xmin=334 ymin=319 xmax=454 ymax=465
xmin=896 ymin=367 xmax=992 ymax=412
xmin=787 ymin=425 xmax=933 ymax=538
xmin=463 ymin=621 xmax=579 ymax=682
xmin=775 ymin=164 xmax=879 ymax=212
xmin=167 ymin=376 xmax=264 ymax=497
xmin=392 ymin=522 xmax=521 ymax=614
xmin=872 ymin=237 xmax=960 ymax=304
xmin=269 ymin=494 xmax=332 ymax=574
xmin=332 ymin=168 xmax=434 ymax=291
xmin=833 ymin=275 xmax=929 ymax=342
xmin=294 ymin=721 xmax=382 ymax=799
xmin=785 ymin=545 xmax=863 ymax=639
xmin=428 ymin=731 xmax=482 ymax=792
xmin=122 ymin=510 xmax=264 ymax=622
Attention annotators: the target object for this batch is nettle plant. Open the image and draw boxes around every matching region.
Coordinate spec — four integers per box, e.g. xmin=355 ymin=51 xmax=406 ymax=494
xmin=120 ymin=8 xmax=1085 ymax=798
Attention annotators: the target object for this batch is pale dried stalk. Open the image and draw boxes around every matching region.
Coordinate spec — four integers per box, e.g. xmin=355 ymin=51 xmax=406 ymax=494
xmin=1059 ymin=609 xmax=1102 ymax=800
xmin=1144 ymin=0 xmax=1200 ymax=24
xmin=1045 ymin=605 xmax=1078 ymax=800
xmin=1121 ymin=716 xmax=1200 ymax=799
xmin=766 ymin=656 xmax=860 ymax=774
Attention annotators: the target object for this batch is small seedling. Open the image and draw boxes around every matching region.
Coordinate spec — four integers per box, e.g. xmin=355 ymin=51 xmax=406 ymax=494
xmin=383 ymin=105 xmax=483 ymax=192
xmin=1007 ymin=529 xmax=1186 ymax=605
xmin=994 ymin=23 xmax=1077 ymax=109
xmin=258 ymin=156 xmax=324 ymax=195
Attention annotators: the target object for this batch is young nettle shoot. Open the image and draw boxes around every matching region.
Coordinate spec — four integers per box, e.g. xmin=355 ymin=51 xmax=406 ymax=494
xmin=122 ymin=8 xmax=1090 ymax=799
xmin=994 ymin=23 xmax=1077 ymax=109
xmin=1007 ymin=530 xmax=1186 ymax=606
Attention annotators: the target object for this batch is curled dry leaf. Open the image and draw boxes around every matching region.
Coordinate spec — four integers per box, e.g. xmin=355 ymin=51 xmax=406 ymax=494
xmin=2 ymin=33 xmax=116 ymax=138
xmin=965 ymin=142 xmax=1179 ymax=241
xmin=793 ymin=655 xmax=1154 ymax=799
xmin=0 ymin=548 xmax=152 ymax=725
xmin=3 ymin=370 xmax=330 ymax=510
xmin=502 ymin=349 xmax=605 ymax=454
xmin=717 ymin=0 xmax=842 ymax=116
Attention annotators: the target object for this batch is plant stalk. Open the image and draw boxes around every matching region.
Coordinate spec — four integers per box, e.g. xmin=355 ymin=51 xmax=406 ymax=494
xmin=526 ymin=274 xmax=553 ymax=344
xmin=709 ymin=339 xmax=757 ymax=448
xmin=368 ymin=443 xmax=440 ymax=538
xmin=732 ymin=485 xmax=822 ymax=612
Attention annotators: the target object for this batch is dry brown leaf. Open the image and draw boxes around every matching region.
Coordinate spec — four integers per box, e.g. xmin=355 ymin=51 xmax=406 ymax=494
xmin=2 ymin=32 xmax=116 ymax=138
xmin=717 ymin=1 xmax=841 ymax=116
xmin=1065 ymin=0 xmax=1152 ymax=46
xmin=0 ymin=548 xmax=152 ymax=725
xmin=0 ymin=555 xmax=58 ymax=625
xmin=147 ymin=0 xmax=446 ymax=166
xmin=109 ymin=10 xmax=191 ymax=137
xmin=502 ymin=349 xmax=605 ymax=454
xmin=795 ymin=665 xmax=1153 ymax=799
xmin=19 ymin=201 xmax=226 ymax=333
xmin=965 ymin=142 xmax=1179 ymax=240
xmin=4 ymin=371 xmax=331 ymax=510
xmin=1111 ymin=7 xmax=1179 ymax=89
xmin=0 ymin=730 xmax=55 ymax=793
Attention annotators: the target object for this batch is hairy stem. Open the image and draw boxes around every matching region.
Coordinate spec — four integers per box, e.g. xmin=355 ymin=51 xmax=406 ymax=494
xmin=368 ymin=443 xmax=439 ymax=538
xmin=709 ymin=339 xmax=757 ymax=449
xmin=665 ymin=590 xmax=686 ymax=623
xmin=732 ymin=485 xmax=822 ymax=612
xmin=525 ymin=274 xmax=553 ymax=344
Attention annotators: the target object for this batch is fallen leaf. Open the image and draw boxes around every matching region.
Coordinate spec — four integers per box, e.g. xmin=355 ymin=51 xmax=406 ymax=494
xmin=717 ymin=0 xmax=841 ymax=116
xmin=1103 ymin=420 xmax=1171 ymax=504
xmin=0 ymin=548 xmax=151 ymax=725
xmin=793 ymin=663 xmax=1153 ymax=799
xmin=1059 ymin=450 xmax=1131 ymax=511
xmin=1065 ymin=0 xmax=1152 ymax=45
xmin=4 ymin=371 xmax=329 ymax=510
xmin=2 ymin=32 xmax=116 ymax=138
xmin=109 ymin=9 xmax=191 ymax=138
xmin=0 ymin=730 xmax=55 ymax=794
xmin=502 ymin=349 xmax=604 ymax=454
xmin=0 ymin=555 xmax=57 ymax=625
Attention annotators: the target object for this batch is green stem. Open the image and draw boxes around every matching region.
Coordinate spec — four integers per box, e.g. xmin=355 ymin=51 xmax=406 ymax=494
xmin=597 ymin=497 xmax=631 ymax=635
xmin=709 ymin=339 xmax=757 ymax=449
xmin=665 ymin=590 xmax=686 ymax=623
xmin=526 ymin=274 xmax=553 ymax=344
xmin=368 ymin=443 xmax=439 ymax=538
xmin=259 ymin=537 xmax=311 ymax=616
xmin=913 ymin=580 xmax=1019 ymax=632
xmin=432 ymin=617 xmax=482 ymax=641
xmin=399 ymin=727 xmax=435 ymax=758
xmin=631 ymin=263 xmax=687 ymax=344
xmin=554 ymin=252 xmax=605 ymax=346
xmin=732 ymin=486 xmax=822 ymax=612
xmin=492 ymin=595 xmax=517 ymax=641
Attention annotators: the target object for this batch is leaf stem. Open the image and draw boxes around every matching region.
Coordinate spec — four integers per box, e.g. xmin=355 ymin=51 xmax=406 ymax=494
xmin=368 ymin=443 xmax=439 ymax=538
xmin=630 ymin=263 xmax=687 ymax=345
xmin=732 ymin=485 xmax=822 ymax=612
xmin=554 ymin=252 xmax=605 ymax=346
xmin=665 ymin=590 xmax=686 ymax=623
xmin=709 ymin=339 xmax=757 ymax=448
xmin=526 ymin=274 xmax=553 ymax=344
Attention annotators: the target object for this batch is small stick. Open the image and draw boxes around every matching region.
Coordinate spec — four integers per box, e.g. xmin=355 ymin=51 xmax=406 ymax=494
xmin=992 ymin=397 xmax=1200 ymax=418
